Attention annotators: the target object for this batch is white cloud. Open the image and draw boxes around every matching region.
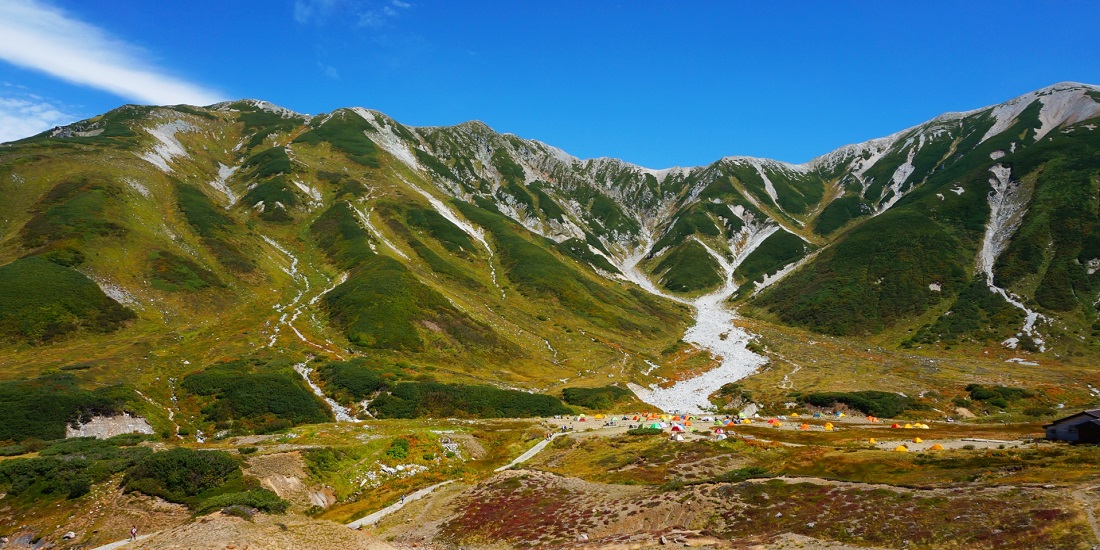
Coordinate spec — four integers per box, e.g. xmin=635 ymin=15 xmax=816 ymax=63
xmin=391 ymin=0 xmax=411 ymax=8
xmin=0 ymin=0 xmax=224 ymax=106
xmin=0 ymin=94 xmax=74 ymax=142
xmin=294 ymin=0 xmax=340 ymax=24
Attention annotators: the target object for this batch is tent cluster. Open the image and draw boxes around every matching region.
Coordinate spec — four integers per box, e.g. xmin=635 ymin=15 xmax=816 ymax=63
xmin=890 ymin=422 xmax=931 ymax=429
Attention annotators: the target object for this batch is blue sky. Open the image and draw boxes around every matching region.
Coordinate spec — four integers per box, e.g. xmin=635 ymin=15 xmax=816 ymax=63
xmin=1 ymin=0 xmax=1098 ymax=168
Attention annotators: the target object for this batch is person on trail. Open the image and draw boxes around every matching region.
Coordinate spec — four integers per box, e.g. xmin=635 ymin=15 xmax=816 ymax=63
xmin=400 ymin=494 xmax=405 ymax=504
xmin=129 ymin=526 xmax=138 ymax=541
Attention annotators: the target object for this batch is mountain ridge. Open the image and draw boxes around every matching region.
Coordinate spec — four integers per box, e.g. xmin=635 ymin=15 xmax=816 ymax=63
xmin=0 ymin=81 xmax=1098 ymax=425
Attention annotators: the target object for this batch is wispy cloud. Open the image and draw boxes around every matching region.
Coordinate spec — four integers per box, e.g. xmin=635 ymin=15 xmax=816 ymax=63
xmin=358 ymin=0 xmax=411 ymax=28
xmin=294 ymin=0 xmax=341 ymax=24
xmin=0 ymin=87 xmax=75 ymax=142
xmin=0 ymin=0 xmax=224 ymax=105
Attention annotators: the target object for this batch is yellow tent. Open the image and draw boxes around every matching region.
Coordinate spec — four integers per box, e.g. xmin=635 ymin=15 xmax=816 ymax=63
xmin=791 ymin=413 xmax=799 ymax=417
xmin=838 ymin=412 xmax=846 ymax=418
xmin=868 ymin=437 xmax=877 ymax=444
xmin=824 ymin=423 xmax=834 ymax=431
xmin=904 ymin=423 xmax=913 ymax=429
xmin=928 ymin=443 xmax=944 ymax=451
xmin=912 ymin=437 xmax=923 ymax=443
xmin=773 ymin=421 xmax=782 ymax=428
xmin=594 ymin=414 xmax=604 ymax=419
xmin=893 ymin=445 xmax=908 ymax=452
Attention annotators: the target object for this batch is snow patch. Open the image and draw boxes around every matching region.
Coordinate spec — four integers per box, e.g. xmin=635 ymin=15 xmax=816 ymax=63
xmin=66 ymin=413 xmax=154 ymax=439
xmin=1005 ymin=358 xmax=1039 ymax=366
xmin=353 ymin=108 xmax=421 ymax=170
xmin=877 ymin=147 xmax=916 ymax=213
xmin=977 ymin=163 xmax=1045 ymax=350
xmin=136 ymin=119 xmax=194 ymax=173
xmin=122 ymin=177 xmax=150 ymax=198
xmin=294 ymin=363 xmax=355 ymax=422
xmin=208 ymin=163 xmax=239 ymax=204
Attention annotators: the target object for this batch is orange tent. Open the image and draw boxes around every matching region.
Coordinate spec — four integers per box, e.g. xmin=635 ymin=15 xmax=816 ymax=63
xmin=928 ymin=443 xmax=944 ymax=451
xmin=800 ymin=423 xmax=810 ymax=430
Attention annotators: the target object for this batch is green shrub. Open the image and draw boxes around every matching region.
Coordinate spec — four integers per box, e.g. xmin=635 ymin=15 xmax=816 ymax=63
xmin=242 ymin=176 xmax=297 ymax=222
xmin=181 ymin=359 xmax=331 ymax=431
xmin=293 ymin=111 xmax=379 ymax=168
xmin=0 ymin=373 xmax=133 ymax=441
xmin=562 ymin=386 xmax=633 ymax=409
xmin=124 ymin=448 xmax=241 ymax=504
xmin=150 ymin=250 xmax=221 ymax=291
xmin=20 ymin=178 xmax=125 ymax=248
xmin=193 ymin=488 xmax=288 ymax=515
xmin=310 ymin=202 xmax=376 ymax=269
xmin=370 ymin=381 xmax=571 ymax=419
xmin=242 ymin=147 xmax=292 ymax=179
xmin=0 ymin=436 xmax=150 ymax=500
xmin=0 ymin=256 xmax=135 ymax=343
xmin=799 ymin=391 xmax=912 ymax=418
xmin=384 ymin=438 xmax=410 ymax=460
xmin=734 ymin=230 xmax=811 ymax=284
xmin=324 ymin=255 xmax=505 ymax=353
xmin=654 ymin=240 xmax=723 ymax=293
xmin=626 ymin=427 xmax=663 ymax=436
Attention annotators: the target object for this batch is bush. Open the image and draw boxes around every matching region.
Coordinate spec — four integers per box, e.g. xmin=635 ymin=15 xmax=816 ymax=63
xmin=0 ymin=373 xmax=133 ymax=441
xmin=193 ymin=488 xmax=289 ymax=515
xmin=293 ymin=111 xmax=379 ymax=168
xmin=385 ymin=438 xmax=410 ymax=460
xmin=562 ymin=386 xmax=633 ymax=409
xmin=370 ymin=380 xmax=571 ymax=419
xmin=0 ymin=436 xmax=150 ymax=500
xmin=123 ymin=448 xmax=240 ymax=504
xmin=626 ymin=427 xmax=663 ymax=436
xmin=181 ymin=359 xmax=331 ymax=431
xmin=149 ymin=250 xmax=221 ymax=291
xmin=800 ymin=391 xmax=912 ymax=418
xmin=0 ymin=256 xmax=135 ymax=343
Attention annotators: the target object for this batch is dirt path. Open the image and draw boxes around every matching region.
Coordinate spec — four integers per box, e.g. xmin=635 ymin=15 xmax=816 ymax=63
xmin=90 ymin=534 xmax=153 ymax=549
xmin=494 ymin=432 xmax=566 ymax=471
xmin=346 ymin=480 xmax=455 ymax=529
xmin=1071 ymin=484 xmax=1100 ymax=546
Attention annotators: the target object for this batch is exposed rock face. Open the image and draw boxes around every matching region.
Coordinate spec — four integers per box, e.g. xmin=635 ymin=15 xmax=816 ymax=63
xmin=65 ymin=413 xmax=155 ymax=438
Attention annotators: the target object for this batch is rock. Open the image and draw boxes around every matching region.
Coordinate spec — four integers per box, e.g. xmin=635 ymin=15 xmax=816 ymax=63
xmin=807 ymin=522 xmax=815 ymax=528
xmin=63 ymin=531 xmax=76 ymax=540
xmin=659 ymin=536 xmax=669 ymax=545
xmin=775 ymin=512 xmax=783 ymax=517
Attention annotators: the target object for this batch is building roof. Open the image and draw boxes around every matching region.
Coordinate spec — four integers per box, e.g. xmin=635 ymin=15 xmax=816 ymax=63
xmin=1044 ymin=409 xmax=1100 ymax=428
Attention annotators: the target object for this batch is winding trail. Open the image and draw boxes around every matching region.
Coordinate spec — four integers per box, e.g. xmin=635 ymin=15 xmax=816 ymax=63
xmin=91 ymin=534 xmax=153 ymax=550
xmin=1071 ymin=484 xmax=1100 ymax=546
xmin=346 ymin=481 xmax=456 ymax=529
xmin=495 ymin=432 xmax=567 ymax=472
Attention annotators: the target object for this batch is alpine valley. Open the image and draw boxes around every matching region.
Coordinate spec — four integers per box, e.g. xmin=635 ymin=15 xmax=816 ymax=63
xmin=1 ymin=82 xmax=1100 ymax=548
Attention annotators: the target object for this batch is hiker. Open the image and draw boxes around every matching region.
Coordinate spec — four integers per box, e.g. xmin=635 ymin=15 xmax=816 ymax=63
xmin=129 ymin=526 xmax=138 ymax=541
xmin=400 ymin=494 xmax=405 ymax=504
